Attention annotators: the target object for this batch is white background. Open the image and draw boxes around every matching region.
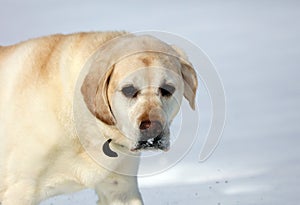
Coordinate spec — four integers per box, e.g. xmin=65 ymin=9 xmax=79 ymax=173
xmin=1 ymin=0 xmax=300 ymax=204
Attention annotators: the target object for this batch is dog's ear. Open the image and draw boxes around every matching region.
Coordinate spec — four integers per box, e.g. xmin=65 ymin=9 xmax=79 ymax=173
xmin=171 ymin=45 xmax=198 ymax=110
xmin=81 ymin=64 xmax=116 ymax=126
xmin=80 ymin=34 xmax=134 ymax=126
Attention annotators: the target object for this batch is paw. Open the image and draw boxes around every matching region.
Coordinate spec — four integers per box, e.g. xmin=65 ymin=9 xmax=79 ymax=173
xmin=97 ymin=198 xmax=143 ymax=205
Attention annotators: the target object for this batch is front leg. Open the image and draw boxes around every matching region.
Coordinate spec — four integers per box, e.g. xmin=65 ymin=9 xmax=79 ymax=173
xmin=1 ymin=180 xmax=37 ymax=205
xmin=96 ymin=175 xmax=143 ymax=205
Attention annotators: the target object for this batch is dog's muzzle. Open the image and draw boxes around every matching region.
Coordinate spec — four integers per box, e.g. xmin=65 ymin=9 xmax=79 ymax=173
xmin=131 ymin=120 xmax=170 ymax=151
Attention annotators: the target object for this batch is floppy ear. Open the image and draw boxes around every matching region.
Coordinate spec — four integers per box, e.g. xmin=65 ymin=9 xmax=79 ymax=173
xmin=172 ymin=45 xmax=198 ymax=110
xmin=81 ymin=65 xmax=116 ymax=125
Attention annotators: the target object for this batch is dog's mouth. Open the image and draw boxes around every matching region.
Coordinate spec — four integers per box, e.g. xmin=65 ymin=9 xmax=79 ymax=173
xmin=131 ymin=134 xmax=170 ymax=152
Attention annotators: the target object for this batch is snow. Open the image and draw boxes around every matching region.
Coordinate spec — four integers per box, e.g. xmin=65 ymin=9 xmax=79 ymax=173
xmin=1 ymin=0 xmax=300 ymax=204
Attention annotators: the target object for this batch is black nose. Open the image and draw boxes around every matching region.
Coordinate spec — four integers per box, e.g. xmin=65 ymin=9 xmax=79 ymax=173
xmin=139 ymin=120 xmax=163 ymax=140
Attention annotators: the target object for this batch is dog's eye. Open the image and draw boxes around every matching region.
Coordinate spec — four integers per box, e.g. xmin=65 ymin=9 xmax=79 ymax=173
xmin=121 ymin=85 xmax=138 ymax=98
xmin=160 ymin=84 xmax=175 ymax=97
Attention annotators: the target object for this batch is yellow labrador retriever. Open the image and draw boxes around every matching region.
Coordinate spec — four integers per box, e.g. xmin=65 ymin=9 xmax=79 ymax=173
xmin=0 ymin=32 xmax=197 ymax=205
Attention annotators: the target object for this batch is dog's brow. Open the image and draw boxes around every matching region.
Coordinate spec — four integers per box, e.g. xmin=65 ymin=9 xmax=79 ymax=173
xmin=160 ymin=78 xmax=176 ymax=87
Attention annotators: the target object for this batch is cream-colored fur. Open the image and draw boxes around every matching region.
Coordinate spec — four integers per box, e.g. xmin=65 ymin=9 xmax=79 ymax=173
xmin=0 ymin=32 xmax=197 ymax=205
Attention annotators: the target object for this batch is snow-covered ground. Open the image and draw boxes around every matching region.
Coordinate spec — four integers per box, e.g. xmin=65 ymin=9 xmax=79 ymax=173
xmin=1 ymin=0 xmax=300 ymax=204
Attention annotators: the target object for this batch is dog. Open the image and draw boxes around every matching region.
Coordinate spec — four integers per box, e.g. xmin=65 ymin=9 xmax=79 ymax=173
xmin=0 ymin=32 xmax=197 ymax=205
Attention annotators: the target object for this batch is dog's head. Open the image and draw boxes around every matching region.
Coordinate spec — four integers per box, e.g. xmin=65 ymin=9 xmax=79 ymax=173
xmin=81 ymin=35 xmax=197 ymax=152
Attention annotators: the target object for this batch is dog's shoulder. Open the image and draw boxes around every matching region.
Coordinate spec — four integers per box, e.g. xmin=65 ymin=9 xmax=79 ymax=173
xmin=0 ymin=31 xmax=130 ymax=123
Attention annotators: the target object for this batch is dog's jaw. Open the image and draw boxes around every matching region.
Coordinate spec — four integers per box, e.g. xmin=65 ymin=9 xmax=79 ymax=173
xmin=130 ymin=130 xmax=170 ymax=152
